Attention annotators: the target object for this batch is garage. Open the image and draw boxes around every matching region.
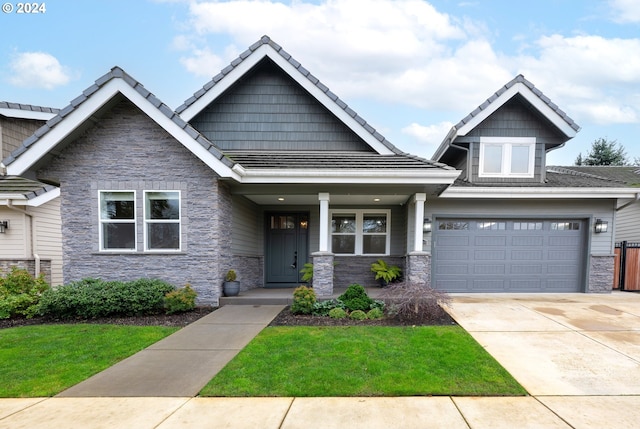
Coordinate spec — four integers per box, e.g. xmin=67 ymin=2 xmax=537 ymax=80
xmin=433 ymin=218 xmax=587 ymax=292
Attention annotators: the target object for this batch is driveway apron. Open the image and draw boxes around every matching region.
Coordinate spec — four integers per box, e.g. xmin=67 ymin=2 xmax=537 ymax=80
xmin=447 ymin=292 xmax=640 ymax=396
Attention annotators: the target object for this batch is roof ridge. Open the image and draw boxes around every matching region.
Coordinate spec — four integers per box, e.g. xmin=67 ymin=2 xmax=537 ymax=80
xmin=3 ymin=66 xmax=232 ymax=169
xmin=175 ymin=35 xmax=404 ymax=156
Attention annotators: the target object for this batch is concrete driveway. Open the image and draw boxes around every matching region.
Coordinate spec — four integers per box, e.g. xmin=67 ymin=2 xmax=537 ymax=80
xmin=448 ymin=291 xmax=640 ymax=427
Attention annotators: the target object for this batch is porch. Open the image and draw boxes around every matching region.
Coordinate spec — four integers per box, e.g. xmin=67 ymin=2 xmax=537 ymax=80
xmin=219 ymin=286 xmax=387 ymax=306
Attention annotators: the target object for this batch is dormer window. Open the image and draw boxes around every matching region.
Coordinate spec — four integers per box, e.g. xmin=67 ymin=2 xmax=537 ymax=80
xmin=479 ymin=137 xmax=535 ymax=178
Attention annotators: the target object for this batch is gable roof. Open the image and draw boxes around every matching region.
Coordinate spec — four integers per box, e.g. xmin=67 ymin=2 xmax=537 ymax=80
xmin=176 ymin=35 xmax=400 ymax=156
xmin=0 ymin=102 xmax=59 ymax=121
xmin=0 ymin=176 xmax=59 ymax=206
xmin=3 ymin=67 xmax=238 ymax=180
xmin=433 ymin=75 xmax=581 ymax=161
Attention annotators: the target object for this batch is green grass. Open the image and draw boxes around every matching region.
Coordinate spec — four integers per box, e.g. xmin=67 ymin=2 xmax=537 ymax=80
xmin=200 ymin=326 xmax=526 ymax=397
xmin=0 ymin=324 xmax=178 ymax=397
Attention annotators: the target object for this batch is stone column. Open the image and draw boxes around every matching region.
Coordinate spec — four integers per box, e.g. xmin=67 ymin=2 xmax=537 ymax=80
xmin=588 ymin=255 xmax=614 ymax=293
xmin=312 ymin=252 xmax=334 ymax=296
xmin=405 ymin=252 xmax=431 ymax=287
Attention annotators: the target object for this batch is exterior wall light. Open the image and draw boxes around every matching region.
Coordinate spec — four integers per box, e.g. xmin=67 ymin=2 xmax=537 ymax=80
xmin=594 ymin=219 xmax=608 ymax=234
xmin=0 ymin=221 xmax=7 ymax=234
xmin=423 ymin=219 xmax=432 ymax=233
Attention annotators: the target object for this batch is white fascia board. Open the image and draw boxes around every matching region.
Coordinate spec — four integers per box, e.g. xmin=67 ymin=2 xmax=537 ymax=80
xmin=236 ymin=169 xmax=461 ymax=184
xmin=440 ymin=187 xmax=640 ymax=199
xmin=180 ymin=45 xmax=395 ymax=155
xmin=6 ymin=79 xmax=240 ymax=181
xmin=26 ymin=187 xmax=60 ymax=207
xmin=0 ymin=108 xmax=57 ymax=121
xmin=456 ymin=83 xmax=577 ymax=139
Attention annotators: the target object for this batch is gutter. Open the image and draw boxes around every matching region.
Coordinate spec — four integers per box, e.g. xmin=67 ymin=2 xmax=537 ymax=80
xmin=6 ymin=200 xmax=40 ymax=277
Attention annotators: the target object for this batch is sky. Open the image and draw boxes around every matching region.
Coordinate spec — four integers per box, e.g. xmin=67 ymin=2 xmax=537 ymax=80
xmin=0 ymin=0 xmax=639 ymax=166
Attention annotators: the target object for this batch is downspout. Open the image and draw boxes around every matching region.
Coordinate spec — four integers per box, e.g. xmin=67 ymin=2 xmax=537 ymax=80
xmin=616 ymin=192 xmax=640 ymax=212
xmin=6 ymin=200 xmax=40 ymax=277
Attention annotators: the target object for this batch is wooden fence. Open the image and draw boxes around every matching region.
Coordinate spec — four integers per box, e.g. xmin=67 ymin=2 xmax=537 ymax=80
xmin=614 ymin=242 xmax=640 ymax=291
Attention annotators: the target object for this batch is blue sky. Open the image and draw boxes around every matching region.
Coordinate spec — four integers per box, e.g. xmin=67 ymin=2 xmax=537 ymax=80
xmin=1 ymin=0 xmax=639 ymax=165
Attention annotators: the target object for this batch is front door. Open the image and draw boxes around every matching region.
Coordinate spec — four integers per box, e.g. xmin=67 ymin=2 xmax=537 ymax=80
xmin=265 ymin=213 xmax=309 ymax=287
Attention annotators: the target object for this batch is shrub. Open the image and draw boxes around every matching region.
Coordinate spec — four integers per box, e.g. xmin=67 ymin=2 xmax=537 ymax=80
xmin=0 ymin=267 xmax=50 ymax=319
xmin=291 ymin=285 xmax=316 ymax=315
xmin=328 ymin=307 xmax=347 ymax=319
xmin=37 ymin=278 xmax=176 ymax=319
xmin=299 ymin=263 xmax=314 ymax=284
xmin=380 ymin=281 xmax=451 ymax=324
xmin=349 ymin=309 xmax=367 ymax=320
xmin=370 ymin=259 xmax=402 ymax=284
xmin=370 ymin=300 xmax=385 ymax=311
xmin=366 ymin=307 xmax=384 ymax=320
xmin=164 ymin=284 xmax=197 ymax=314
xmin=338 ymin=283 xmax=373 ymax=312
xmin=312 ymin=299 xmax=345 ymax=316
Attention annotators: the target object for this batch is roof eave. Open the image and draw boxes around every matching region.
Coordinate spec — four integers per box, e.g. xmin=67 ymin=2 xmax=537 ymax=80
xmin=440 ymin=187 xmax=639 ymax=199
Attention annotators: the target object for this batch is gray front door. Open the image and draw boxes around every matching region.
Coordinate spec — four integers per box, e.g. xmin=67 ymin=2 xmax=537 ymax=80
xmin=433 ymin=218 xmax=586 ymax=292
xmin=265 ymin=213 xmax=309 ymax=287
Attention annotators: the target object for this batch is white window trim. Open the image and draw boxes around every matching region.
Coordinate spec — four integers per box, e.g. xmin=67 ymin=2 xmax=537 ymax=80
xmin=329 ymin=209 xmax=391 ymax=255
xmin=143 ymin=190 xmax=182 ymax=252
xmin=98 ymin=190 xmax=137 ymax=252
xmin=478 ymin=137 xmax=536 ymax=178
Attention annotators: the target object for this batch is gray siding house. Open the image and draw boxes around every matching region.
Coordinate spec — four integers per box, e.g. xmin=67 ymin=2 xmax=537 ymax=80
xmin=3 ymin=36 xmax=635 ymax=303
xmin=0 ymin=103 xmax=62 ymax=285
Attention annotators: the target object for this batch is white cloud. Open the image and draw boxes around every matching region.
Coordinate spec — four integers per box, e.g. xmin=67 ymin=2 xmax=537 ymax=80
xmin=8 ymin=52 xmax=72 ymax=89
xmin=402 ymin=121 xmax=453 ymax=145
xmin=179 ymin=47 xmax=226 ymax=77
xmin=609 ymin=0 xmax=640 ymax=23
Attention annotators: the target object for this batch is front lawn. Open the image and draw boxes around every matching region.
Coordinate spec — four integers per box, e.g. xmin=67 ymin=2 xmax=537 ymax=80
xmin=200 ymin=326 xmax=526 ymax=397
xmin=0 ymin=324 xmax=178 ymax=397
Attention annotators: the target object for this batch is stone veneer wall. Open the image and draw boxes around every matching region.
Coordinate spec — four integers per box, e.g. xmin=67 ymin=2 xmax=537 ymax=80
xmin=0 ymin=259 xmax=52 ymax=284
xmin=333 ymin=255 xmax=405 ymax=289
xmin=405 ymin=252 xmax=431 ymax=286
xmin=38 ymin=100 xmax=229 ymax=305
xmin=231 ymin=254 xmax=263 ymax=292
xmin=312 ymin=252 xmax=334 ymax=296
xmin=588 ymin=255 xmax=614 ymax=293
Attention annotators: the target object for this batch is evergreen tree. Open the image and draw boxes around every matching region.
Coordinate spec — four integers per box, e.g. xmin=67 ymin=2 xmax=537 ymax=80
xmin=575 ymin=138 xmax=628 ymax=166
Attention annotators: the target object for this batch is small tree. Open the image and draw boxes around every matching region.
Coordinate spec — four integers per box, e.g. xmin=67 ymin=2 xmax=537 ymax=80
xmin=575 ymin=138 xmax=628 ymax=166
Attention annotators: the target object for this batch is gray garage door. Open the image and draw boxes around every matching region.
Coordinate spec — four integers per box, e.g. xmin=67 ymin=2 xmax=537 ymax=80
xmin=433 ymin=219 xmax=586 ymax=292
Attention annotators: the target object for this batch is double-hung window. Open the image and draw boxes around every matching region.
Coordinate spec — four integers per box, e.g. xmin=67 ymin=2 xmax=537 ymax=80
xmin=330 ymin=210 xmax=390 ymax=255
xmin=479 ymin=137 xmax=536 ymax=178
xmin=144 ymin=191 xmax=181 ymax=251
xmin=99 ymin=191 xmax=136 ymax=251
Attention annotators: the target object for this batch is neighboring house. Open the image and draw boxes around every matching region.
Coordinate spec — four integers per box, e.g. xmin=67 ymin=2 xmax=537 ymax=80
xmin=0 ymin=103 xmax=62 ymax=285
xmin=3 ymin=36 xmax=636 ymax=303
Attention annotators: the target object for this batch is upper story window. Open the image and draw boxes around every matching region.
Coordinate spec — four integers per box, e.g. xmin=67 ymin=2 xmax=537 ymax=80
xmin=330 ymin=210 xmax=390 ymax=255
xmin=144 ymin=191 xmax=181 ymax=251
xmin=479 ymin=137 xmax=536 ymax=178
xmin=99 ymin=191 xmax=136 ymax=251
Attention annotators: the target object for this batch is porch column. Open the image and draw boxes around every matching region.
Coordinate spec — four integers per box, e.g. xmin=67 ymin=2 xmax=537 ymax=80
xmin=406 ymin=193 xmax=431 ymax=287
xmin=413 ymin=193 xmax=426 ymax=252
xmin=313 ymin=192 xmax=334 ymax=296
xmin=318 ymin=193 xmax=330 ymax=252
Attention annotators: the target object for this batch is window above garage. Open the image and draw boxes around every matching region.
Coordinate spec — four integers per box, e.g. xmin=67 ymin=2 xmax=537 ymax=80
xmin=479 ymin=137 xmax=536 ymax=178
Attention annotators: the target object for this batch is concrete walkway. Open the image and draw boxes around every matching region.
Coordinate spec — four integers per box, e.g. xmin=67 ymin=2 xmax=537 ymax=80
xmin=57 ymin=305 xmax=285 ymax=397
xmin=2 ymin=294 xmax=640 ymax=428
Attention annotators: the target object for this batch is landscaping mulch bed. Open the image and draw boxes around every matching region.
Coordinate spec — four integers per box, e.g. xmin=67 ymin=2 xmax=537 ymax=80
xmin=269 ymin=305 xmax=457 ymax=327
xmin=0 ymin=306 xmax=217 ymax=330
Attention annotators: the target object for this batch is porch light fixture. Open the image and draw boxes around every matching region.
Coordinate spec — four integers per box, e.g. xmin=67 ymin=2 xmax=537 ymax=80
xmin=423 ymin=218 xmax=432 ymax=233
xmin=594 ymin=219 xmax=608 ymax=234
xmin=0 ymin=221 xmax=7 ymax=234
xmin=277 ymin=197 xmax=285 ymax=201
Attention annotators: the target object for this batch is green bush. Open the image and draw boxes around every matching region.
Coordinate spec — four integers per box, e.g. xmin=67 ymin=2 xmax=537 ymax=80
xmin=328 ymin=307 xmax=347 ymax=319
xmin=338 ymin=284 xmax=374 ymax=312
xmin=311 ymin=299 xmax=345 ymax=316
xmin=37 ymin=278 xmax=176 ymax=319
xmin=291 ymin=285 xmax=316 ymax=315
xmin=0 ymin=267 xmax=50 ymax=319
xmin=349 ymin=310 xmax=367 ymax=320
xmin=164 ymin=284 xmax=197 ymax=314
xmin=367 ymin=307 xmax=384 ymax=320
